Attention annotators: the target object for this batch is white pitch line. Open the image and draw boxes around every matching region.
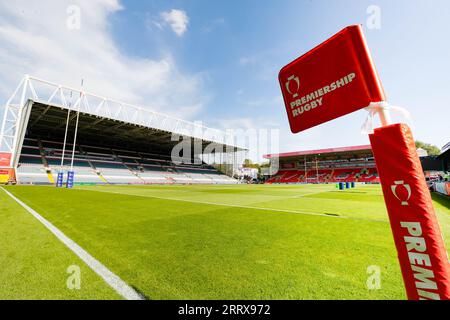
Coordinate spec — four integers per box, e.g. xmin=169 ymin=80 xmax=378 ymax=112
xmin=1 ymin=187 xmax=144 ymax=300
xmin=289 ymin=190 xmax=330 ymax=198
xmin=77 ymin=187 xmax=388 ymax=223
xmin=80 ymin=187 xmax=339 ymax=218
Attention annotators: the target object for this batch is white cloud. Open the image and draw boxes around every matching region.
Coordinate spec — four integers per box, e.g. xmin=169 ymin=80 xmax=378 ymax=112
xmin=160 ymin=9 xmax=189 ymax=37
xmin=0 ymin=0 xmax=205 ymax=120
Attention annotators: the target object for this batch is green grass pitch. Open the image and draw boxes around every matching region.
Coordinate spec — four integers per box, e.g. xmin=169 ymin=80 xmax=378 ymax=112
xmin=1 ymin=184 xmax=449 ymax=300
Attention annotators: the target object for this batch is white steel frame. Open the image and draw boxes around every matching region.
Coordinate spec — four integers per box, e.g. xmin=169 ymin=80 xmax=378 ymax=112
xmin=0 ymin=75 xmax=244 ymax=172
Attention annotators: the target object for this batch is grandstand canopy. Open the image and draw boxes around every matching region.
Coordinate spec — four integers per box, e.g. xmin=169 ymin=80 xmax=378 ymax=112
xmin=264 ymin=145 xmax=374 ymax=162
xmin=26 ymin=101 xmax=238 ymax=155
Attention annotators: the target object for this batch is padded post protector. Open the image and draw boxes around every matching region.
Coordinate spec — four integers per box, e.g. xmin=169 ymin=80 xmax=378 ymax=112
xmin=370 ymin=123 xmax=450 ymax=300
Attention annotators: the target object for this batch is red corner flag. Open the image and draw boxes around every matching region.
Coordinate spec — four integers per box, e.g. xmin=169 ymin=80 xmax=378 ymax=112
xmin=279 ymin=25 xmax=385 ymax=133
xmin=279 ymin=25 xmax=450 ymax=300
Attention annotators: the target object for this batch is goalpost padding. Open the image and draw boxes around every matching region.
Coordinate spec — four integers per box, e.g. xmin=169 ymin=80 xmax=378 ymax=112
xmin=370 ymin=123 xmax=450 ymax=300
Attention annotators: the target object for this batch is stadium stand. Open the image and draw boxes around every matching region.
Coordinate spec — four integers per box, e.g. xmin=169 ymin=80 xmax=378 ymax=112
xmin=264 ymin=145 xmax=380 ymax=184
xmin=0 ymin=76 xmax=244 ymax=185
xmin=17 ymin=137 xmax=235 ymax=185
xmin=18 ymin=134 xmax=381 ymax=186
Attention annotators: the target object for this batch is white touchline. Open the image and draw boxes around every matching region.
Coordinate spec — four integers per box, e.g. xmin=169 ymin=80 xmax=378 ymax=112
xmin=1 ymin=187 xmax=144 ymax=301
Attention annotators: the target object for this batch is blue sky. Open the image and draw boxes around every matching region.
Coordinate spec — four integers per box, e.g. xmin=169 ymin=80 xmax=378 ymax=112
xmin=0 ymin=0 xmax=449 ymax=159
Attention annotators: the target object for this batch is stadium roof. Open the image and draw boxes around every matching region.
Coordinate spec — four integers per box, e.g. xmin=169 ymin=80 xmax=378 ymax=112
xmin=437 ymin=142 xmax=450 ymax=161
xmin=25 ymin=101 xmax=233 ymax=154
xmin=0 ymin=76 xmax=246 ymax=163
xmin=263 ymin=145 xmax=373 ymax=161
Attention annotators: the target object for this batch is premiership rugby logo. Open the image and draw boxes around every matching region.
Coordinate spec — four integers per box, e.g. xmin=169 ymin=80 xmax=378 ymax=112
xmin=288 ymin=72 xmax=356 ymax=118
xmin=391 ymin=180 xmax=411 ymax=206
xmin=285 ymin=75 xmax=300 ymax=98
